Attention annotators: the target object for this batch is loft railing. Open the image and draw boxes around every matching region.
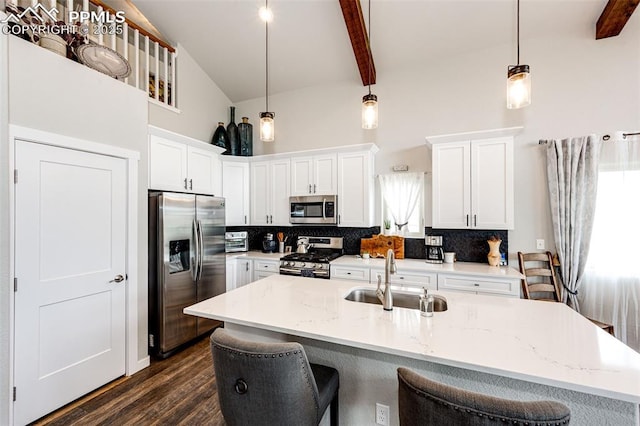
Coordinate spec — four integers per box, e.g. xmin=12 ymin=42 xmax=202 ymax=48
xmin=6 ymin=0 xmax=177 ymax=109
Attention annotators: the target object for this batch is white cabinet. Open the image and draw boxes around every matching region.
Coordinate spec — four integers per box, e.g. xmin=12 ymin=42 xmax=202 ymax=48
xmin=337 ymin=149 xmax=376 ymax=227
xmin=226 ymin=258 xmax=237 ymax=292
xmin=437 ymin=274 xmax=519 ymax=298
xmin=222 ymin=160 xmax=250 ymax=226
xmin=370 ymin=269 xmax=437 ymax=291
xmin=429 ymin=128 xmax=519 ymax=230
xmin=235 ymin=258 xmax=253 ymax=288
xmin=250 ymin=159 xmax=290 ymax=226
xmin=331 ymin=266 xmax=370 ymax=282
xmin=148 ymin=130 xmax=223 ymax=196
xmin=252 ymin=260 xmax=279 ymax=282
xmin=291 ymin=154 xmax=337 ymax=196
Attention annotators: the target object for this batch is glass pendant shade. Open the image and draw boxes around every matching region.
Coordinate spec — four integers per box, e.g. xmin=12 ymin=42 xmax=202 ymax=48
xmin=507 ymin=64 xmax=531 ymax=109
xmin=362 ymin=94 xmax=378 ymax=129
xmin=260 ymin=112 xmax=275 ymax=142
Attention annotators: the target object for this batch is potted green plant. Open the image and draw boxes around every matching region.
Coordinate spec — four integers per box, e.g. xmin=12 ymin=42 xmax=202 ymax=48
xmin=383 ymin=219 xmax=391 ymax=235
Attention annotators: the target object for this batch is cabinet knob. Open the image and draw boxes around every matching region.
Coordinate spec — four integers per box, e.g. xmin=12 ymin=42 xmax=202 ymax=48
xmin=474 ymin=283 xmax=480 ymax=287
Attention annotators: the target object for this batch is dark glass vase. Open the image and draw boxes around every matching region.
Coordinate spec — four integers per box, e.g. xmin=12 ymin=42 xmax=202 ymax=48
xmin=211 ymin=122 xmax=230 ymax=153
xmin=238 ymin=117 xmax=253 ymax=156
xmin=226 ymin=106 xmax=240 ymax=156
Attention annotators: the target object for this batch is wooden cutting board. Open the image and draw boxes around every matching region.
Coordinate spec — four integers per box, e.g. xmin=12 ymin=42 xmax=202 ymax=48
xmin=360 ymin=234 xmax=404 ymax=259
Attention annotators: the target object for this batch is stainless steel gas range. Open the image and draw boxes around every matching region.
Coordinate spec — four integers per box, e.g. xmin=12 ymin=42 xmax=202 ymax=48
xmin=279 ymin=236 xmax=344 ymax=279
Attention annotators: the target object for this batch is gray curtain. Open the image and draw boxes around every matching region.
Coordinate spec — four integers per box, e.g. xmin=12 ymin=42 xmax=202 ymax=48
xmin=545 ymin=135 xmax=600 ymax=311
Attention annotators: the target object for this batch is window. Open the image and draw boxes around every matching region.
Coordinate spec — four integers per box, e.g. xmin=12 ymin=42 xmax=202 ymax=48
xmin=586 ymin=169 xmax=640 ymax=275
xmin=581 ymin=138 xmax=640 ymax=352
xmin=379 ymin=173 xmax=425 ymax=238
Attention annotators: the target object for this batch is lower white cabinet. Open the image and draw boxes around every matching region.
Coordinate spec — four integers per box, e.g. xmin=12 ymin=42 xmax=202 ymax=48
xmin=226 ymin=258 xmax=236 ymax=292
xmin=437 ymin=274 xmax=519 ymax=298
xmin=370 ymin=269 xmax=437 ymax=291
xmin=252 ymin=260 xmax=279 ymax=282
xmin=331 ymin=263 xmax=519 ymax=298
xmin=235 ymin=258 xmax=253 ymax=288
xmin=331 ymin=266 xmax=370 ymax=282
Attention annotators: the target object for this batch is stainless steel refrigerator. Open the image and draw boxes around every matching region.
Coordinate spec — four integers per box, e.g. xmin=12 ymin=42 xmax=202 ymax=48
xmin=148 ymin=191 xmax=225 ymax=358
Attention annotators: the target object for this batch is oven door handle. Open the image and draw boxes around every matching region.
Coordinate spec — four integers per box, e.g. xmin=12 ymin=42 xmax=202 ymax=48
xmin=279 ymin=267 xmax=302 ymax=274
xmin=322 ymin=198 xmax=326 ymax=220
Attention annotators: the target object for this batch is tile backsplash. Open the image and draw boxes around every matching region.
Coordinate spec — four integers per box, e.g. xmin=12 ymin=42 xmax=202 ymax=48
xmin=227 ymin=226 xmax=509 ymax=265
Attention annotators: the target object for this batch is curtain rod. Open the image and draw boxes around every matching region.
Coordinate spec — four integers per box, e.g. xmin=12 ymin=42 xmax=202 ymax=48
xmin=538 ymin=132 xmax=640 ymax=144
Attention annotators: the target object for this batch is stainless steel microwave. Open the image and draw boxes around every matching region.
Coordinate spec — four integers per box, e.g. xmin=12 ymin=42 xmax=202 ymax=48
xmin=290 ymin=195 xmax=337 ymax=225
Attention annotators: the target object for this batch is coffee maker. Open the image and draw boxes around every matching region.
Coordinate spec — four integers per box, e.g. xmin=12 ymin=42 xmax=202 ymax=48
xmin=262 ymin=233 xmax=277 ymax=253
xmin=425 ymin=236 xmax=444 ymax=264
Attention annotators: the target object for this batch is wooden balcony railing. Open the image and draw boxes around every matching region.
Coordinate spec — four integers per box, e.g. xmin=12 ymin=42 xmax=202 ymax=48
xmin=9 ymin=0 xmax=178 ymax=109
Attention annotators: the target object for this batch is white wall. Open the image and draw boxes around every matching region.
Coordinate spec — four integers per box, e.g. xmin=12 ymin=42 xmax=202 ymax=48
xmin=1 ymin=35 xmax=232 ymax=420
xmin=149 ymin=43 xmax=232 ymax=144
xmin=0 ymin=18 xmax=11 ymax=426
xmin=236 ymin=18 xmax=640 ymax=258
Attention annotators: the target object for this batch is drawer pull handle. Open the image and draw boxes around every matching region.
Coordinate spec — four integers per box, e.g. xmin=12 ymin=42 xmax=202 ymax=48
xmin=474 ymin=283 xmax=480 ymax=287
xmin=347 ymin=272 xmax=352 ymax=275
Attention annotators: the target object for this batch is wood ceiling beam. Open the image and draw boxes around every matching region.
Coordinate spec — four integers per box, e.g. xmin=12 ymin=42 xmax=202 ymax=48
xmin=339 ymin=0 xmax=376 ymax=86
xmin=596 ymin=0 xmax=639 ymax=39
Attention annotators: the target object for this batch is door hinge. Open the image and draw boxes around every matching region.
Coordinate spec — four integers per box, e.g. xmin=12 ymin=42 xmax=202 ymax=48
xmin=13 ymin=169 xmax=17 ymax=184
xmin=13 ymin=277 xmax=17 ymax=292
xmin=13 ymin=386 xmax=16 ymax=402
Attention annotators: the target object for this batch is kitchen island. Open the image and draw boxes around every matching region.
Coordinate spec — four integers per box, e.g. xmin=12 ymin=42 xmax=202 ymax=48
xmin=185 ymin=274 xmax=640 ymax=425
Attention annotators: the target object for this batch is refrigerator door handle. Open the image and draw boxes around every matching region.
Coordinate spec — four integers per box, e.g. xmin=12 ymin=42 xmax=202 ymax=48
xmin=192 ymin=218 xmax=200 ymax=282
xmin=197 ymin=220 xmax=205 ymax=281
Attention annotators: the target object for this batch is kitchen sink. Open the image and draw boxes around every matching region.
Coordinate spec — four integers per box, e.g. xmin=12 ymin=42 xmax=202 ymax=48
xmin=344 ymin=288 xmax=448 ymax=312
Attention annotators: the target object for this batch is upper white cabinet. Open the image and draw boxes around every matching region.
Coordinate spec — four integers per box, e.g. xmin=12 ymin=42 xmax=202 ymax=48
xmin=148 ymin=126 xmax=223 ymax=195
xmin=250 ymin=159 xmax=291 ymax=226
xmin=337 ymin=148 xmax=377 ymax=227
xmin=291 ymin=154 xmax=337 ymax=196
xmin=222 ymin=159 xmax=250 ymax=226
xmin=428 ymin=127 xmax=520 ymax=230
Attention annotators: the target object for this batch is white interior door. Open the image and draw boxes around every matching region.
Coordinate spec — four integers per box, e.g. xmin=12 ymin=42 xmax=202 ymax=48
xmin=14 ymin=141 xmax=127 ymax=425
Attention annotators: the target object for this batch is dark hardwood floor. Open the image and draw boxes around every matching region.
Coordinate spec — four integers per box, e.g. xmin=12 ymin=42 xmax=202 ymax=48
xmin=33 ymin=331 xmax=225 ymax=425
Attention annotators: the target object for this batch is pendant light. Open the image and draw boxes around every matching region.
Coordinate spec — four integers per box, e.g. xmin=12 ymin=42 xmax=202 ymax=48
xmin=260 ymin=0 xmax=275 ymax=142
xmin=362 ymin=0 xmax=378 ymax=129
xmin=507 ymin=0 xmax=531 ymax=109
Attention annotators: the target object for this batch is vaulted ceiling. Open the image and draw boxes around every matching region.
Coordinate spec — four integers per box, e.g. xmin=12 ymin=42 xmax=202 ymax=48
xmin=126 ymin=0 xmax=636 ymax=103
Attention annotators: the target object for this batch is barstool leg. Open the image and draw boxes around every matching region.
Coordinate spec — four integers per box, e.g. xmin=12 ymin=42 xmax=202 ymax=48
xmin=330 ymin=391 xmax=339 ymax=426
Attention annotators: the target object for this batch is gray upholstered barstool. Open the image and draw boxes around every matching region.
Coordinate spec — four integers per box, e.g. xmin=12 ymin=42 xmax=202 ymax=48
xmin=397 ymin=367 xmax=571 ymax=425
xmin=210 ymin=328 xmax=339 ymax=426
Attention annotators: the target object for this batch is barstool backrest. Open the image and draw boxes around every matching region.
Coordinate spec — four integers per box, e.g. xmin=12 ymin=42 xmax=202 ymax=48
xmin=397 ymin=367 xmax=571 ymax=426
xmin=210 ymin=328 xmax=321 ymax=426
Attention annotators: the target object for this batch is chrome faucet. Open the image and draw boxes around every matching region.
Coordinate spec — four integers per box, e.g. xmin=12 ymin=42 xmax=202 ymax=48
xmin=377 ymin=248 xmax=396 ymax=311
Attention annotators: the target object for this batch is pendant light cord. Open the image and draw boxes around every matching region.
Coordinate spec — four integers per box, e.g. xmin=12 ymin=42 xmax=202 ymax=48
xmin=516 ymin=0 xmax=520 ymax=65
xmin=367 ymin=0 xmax=372 ymax=96
xmin=265 ymin=0 xmax=269 ymax=112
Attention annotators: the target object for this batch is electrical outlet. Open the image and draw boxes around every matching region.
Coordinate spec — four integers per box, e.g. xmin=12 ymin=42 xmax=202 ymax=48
xmin=536 ymin=239 xmax=545 ymax=250
xmin=376 ymin=403 xmax=389 ymax=426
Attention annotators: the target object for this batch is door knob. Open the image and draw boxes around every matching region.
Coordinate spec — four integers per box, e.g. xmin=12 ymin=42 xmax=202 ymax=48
xmin=110 ymin=274 xmax=125 ymax=283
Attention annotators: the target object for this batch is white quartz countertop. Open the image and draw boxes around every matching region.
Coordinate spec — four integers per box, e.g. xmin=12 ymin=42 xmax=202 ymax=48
xmin=332 ymin=255 xmax=525 ymax=279
xmin=185 ymin=274 xmax=640 ymax=403
xmin=225 ymin=250 xmax=283 ymax=261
